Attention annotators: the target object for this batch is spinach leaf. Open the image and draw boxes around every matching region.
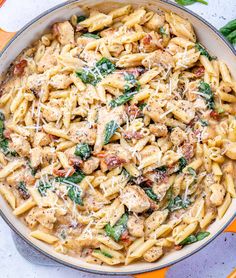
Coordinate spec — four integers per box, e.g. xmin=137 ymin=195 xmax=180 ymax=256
xmin=74 ymin=143 xmax=91 ymax=160
xmin=196 ymin=231 xmax=210 ymax=241
xmin=139 ymin=102 xmax=147 ymax=110
xmin=199 ymin=81 xmax=215 ymax=110
xmin=77 ymin=15 xmax=87 ymax=23
xmin=0 ymin=112 xmax=4 ymax=137
xmin=175 ymin=0 xmax=208 ymax=6
xmin=37 ymin=181 xmax=52 ymax=196
xmin=219 ymin=19 xmax=236 ymax=37
xmin=176 ymin=157 xmax=187 ymax=173
xmin=104 ymin=120 xmax=119 ymax=145
xmin=195 ymin=43 xmax=215 ymax=61
xmin=105 ymin=213 xmax=128 ymax=241
xmin=156 ymin=165 xmax=167 ymax=173
xmin=94 ymin=249 xmax=113 ymax=258
xmin=109 ymin=90 xmax=137 ymax=107
xmin=82 ymin=33 xmax=100 ymax=39
xmin=76 ymin=57 xmax=116 ymax=86
xmin=159 ymin=26 xmax=167 ymax=36
xmin=67 ymin=184 xmax=83 ymax=205
xmin=144 ymin=188 xmax=158 ymax=202
xmin=168 ymin=195 xmax=191 ymax=212
xmin=17 ymin=182 xmax=30 ymax=200
xmin=180 ymin=231 xmax=210 ymax=245
xmin=56 ymin=170 xmax=85 ymax=184
xmin=124 ymin=73 xmax=140 ymax=90
xmin=96 ymin=57 xmax=116 ymax=76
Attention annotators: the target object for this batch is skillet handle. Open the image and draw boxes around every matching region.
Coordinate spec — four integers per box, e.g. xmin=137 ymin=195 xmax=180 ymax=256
xmin=133 ymin=218 xmax=236 ymax=278
xmin=133 ymin=267 xmax=170 ymax=278
xmin=0 ymin=29 xmax=16 ymax=51
xmin=224 ymin=218 xmax=236 ymax=233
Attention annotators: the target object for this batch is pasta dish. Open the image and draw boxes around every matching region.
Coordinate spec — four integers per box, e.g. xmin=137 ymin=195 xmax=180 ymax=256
xmin=0 ymin=4 xmax=235 ymax=266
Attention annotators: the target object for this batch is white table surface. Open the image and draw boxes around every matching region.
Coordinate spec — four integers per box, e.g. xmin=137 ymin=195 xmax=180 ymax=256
xmin=0 ymin=1 xmax=235 ymax=278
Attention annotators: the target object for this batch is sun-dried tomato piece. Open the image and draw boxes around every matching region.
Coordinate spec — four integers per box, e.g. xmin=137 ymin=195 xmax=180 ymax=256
xmin=104 ymin=155 xmax=126 ymax=170
xmin=210 ymin=110 xmax=220 ymax=121
xmin=125 ymin=104 xmax=141 ymax=119
xmin=123 ymin=130 xmax=143 ymax=140
xmin=193 ymin=66 xmax=205 ymax=78
xmin=53 ymin=168 xmax=75 ymax=177
xmin=13 ymin=60 xmax=27 ymax=76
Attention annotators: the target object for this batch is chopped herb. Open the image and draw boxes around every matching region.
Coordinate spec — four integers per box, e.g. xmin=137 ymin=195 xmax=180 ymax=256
xmin=168 ymin=195 xmax=191 ymax=212
xmin=82 ymin=33 xmax=101 ymax=39
xmin=220 ymin=19 xmax=236 ymax=45
xmin=198 ymin=81 xmax=215 ymax=110
xmin=195 ymin=43 xmax=215 ymax=61
xmin=77 ymin=15 xmax=87 ymax=23
xmin=105 ymin=213 xmax=128 ymax=241
xmin=94 ymin=249 xmax=113 ymax=258
xmin=174 ymin=0 xmax=208 ymax=6
xmin=199 ymin=119 xmax=208 ymax=127
xmin=0 ymin=112 xmax=17 ymax=156
xmin=74 ymin=143 xmax=91 ymax=160
xmin=144 ymin=187 xmax=158 ymax=202
xmin=176 ymin=157 xmax=187 ymax=173
xmin=17 ymin=182 xmax=30 ymax=200
xmin=37 ymin=181 xmax=52 ymax=196
xmin=104 ymin=120 xmax=119 ymax=145
xmin=180 ymin=231 xmax=210 ymax=245
xmin=159 ymin=26 xmax=167 ymax=36
xmin=67 ymin=184 xmax=83 ymax=205
xmin=56 ymin=170 xmax=85 ymax=184
xmin=76 ymin=57 xmax=116 ymax=86
xmin=60 ymin=230 xmax=67 ymax=240
xmin=139 ymin=103 xmax=147 ymax=110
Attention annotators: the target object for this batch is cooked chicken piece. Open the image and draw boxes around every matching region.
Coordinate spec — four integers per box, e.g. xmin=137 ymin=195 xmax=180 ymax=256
xmin=42 ymin=103 xmax=62 ymax=122
xmin=224 ymin=141 xmax=236 ymax=160
xmin=37 ymin=48 xmax=58 ymax=73
xmin=210 ymin=183 xmax=226 ymax=206
xmin=127 ymin=215 xmax=144 ymax=237
xmin=33 ymin=132 xmax=51 ymax=147
xmin=80 ymin=157 xmax=100 ymax=175
xmin=94 ymin=106 xmax=126 ymax=153
xmin=42 ymin=146 xmax=57 ymax=164
xmin=149 ymin=123 xmax=168 ymax=137
xmin=10 ymin=134 xmax=31 ymax=157
xmin=167 ymin=100 xmax=195 ymax=124
xmin=53 ymin=21 xmax=75 ymax=45
xmin=27 ymin=73 xmax=47 ymax=92
xmin=49 ymin=74 xmax=72 ymax=90
xmin=145 ymin=13 xmax=165 ymax=31
xmin=153 ymin=182 xmax=172 ymax=201
xmin=30 ymin=147 xmax=43 ymax=168
xmin=68 ymin=122 xmax=97 ymax=145
xmin=170 ymin=127 xmax=187 ymax=146
xmin=35 ymin=208 xmax=57 ymax=229
xmin=143 ymin=246 xmax=163 ymax=262
xmin=142 ymin=50 xmax=174 ymax=69
xmin=139 ymin=32 xmax=162 ymax=53
xmin=120 ymin=185 xmax=150 ymax=213
xmin=25 ymin=207 xmax=38 ymax=229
